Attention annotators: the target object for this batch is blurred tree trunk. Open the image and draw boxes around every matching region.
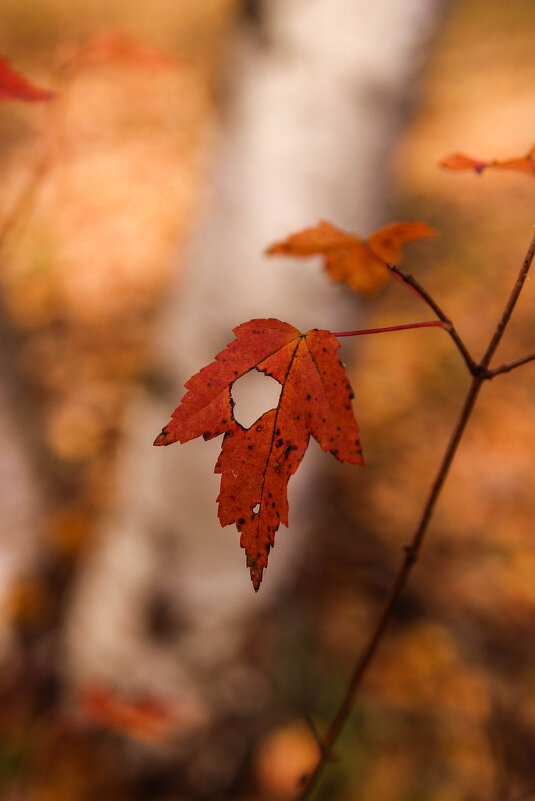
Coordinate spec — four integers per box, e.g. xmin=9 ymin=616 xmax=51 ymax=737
xmin=67 ymin=0 xmax=444 ymax=792
xmin=0 ymin=311 xmax=46 ymax=659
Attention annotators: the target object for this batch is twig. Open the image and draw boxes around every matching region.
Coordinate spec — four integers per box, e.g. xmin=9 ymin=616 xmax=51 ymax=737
xmin=0 ymin=45 xmax=69 ymax=252
xmin=486 ymin=352 xmax=535 ymax=378
xmin=297 ymin=228 xmax=535 ymax=800
xmin=387 ymin=262 xmax=478 ymax=375
xmin=479 ymin=230 xmax=535 ymax=369
xmin=332 ymin=320 xmax=450 ymax=337
xmin=0 ymin=152 xmax=52 ymax=249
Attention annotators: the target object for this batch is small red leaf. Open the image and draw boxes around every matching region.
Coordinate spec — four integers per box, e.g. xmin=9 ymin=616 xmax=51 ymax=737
xmin=266 ymin=220 xmax=436 ymax=294
xmin=0 ymin=56 xmax=54 ymax=102
xmin=155 ymin=320 xmax=363 ymax=590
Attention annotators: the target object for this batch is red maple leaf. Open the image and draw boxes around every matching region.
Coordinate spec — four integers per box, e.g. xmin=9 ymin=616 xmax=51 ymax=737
xmin=0 ymin=56 xmax=54 ymax=102
xmin=154 ymin=319 xmax=363 ymax=590
xmin=440 ymin=144 xmax=535 ymax=177
xmin=266 ymin=220 xmax=436 ymax=294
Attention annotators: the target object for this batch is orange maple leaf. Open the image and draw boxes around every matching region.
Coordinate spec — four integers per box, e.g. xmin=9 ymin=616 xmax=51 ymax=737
xmin=154 ymin=319 xmax=363 ymax=590
xmin=0 ymin=56 xmax=54 ymax=102
xmin=266 ymin=220 xmax=436 ymax=294
xmin=440 ymin=144 xmax=535 ymax=177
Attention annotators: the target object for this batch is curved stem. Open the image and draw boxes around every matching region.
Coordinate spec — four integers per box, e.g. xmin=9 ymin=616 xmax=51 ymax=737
xmin=386 ymin=262 xmax=477 ymax=375
xmin=297 ymin=229 xmax=535 ymax=800
xmin=298 ymin=375 xmax=483 ymax=800
xmin=0 ymin=153 xmax=52 ymax=249
xmin=332 ymin=320 xmax=450 ymax=338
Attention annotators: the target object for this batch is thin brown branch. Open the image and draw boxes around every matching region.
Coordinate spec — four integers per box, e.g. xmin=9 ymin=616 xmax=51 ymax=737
xmin=486 ymin=351 xmax=535 ymax=378
xmin=387 ymin=262 xmax=477 ymax=375
xmin=298 ymin=375 xmax=484 ymax=800
xmin=0 ymin=152 xmax=52 ymax=249
xmin=0 ymin=52 xmax=68 ymax=251
xmin=297 ymin=229 xmax=535 ymax=800
xmin=480 ymin=229 xmax=535 ymax=370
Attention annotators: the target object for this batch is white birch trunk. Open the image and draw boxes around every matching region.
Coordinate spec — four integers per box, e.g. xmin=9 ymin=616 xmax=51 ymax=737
xmin=67 ymin=0 xmax=444 ymax=790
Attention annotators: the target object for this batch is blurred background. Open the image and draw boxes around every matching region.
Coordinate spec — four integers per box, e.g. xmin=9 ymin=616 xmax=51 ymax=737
xmin=1 ymin=1 xmax=535 ymax=799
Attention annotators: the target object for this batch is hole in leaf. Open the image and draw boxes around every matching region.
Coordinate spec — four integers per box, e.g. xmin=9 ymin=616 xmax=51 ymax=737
xmin=253 ymin=503 xmax=260 ymax=514
xmin=232 ymin=370 xmax=281 ymax=428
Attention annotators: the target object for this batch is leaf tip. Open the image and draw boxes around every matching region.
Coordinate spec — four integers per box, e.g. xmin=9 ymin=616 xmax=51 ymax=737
xmin=249 ymin=559 xmax=263 ymax=592
xmin=153 ymin=431 xmax=167 ymax=446
xmin=264 ymin=241 xmax=285 ymax=256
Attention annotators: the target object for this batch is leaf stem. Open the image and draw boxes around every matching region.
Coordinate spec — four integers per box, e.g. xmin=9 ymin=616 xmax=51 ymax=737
xmin=0 ymin=152 xmax=51 ymax=249
xmin=332 ymin=320 xmax=450 ymax=338
xmin=386 ymin=262 xmax=477 ymax=375
xmin=297 ymin=227 xmax=535 ymax=800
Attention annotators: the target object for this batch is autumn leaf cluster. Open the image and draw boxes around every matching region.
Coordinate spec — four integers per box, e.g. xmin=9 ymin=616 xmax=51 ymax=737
xmin=155 ymin=221 xmax=437 ymax=589
xmin=155 ymin=134 xmax=535 ymax=590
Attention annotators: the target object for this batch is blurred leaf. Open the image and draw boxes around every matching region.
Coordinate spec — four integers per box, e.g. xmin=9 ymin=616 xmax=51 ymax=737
xmin=77 ymin=685 xmax=203 ymax=743
xmin=266 ymin=220 xmax=436 ymax=294
xmin=0 ymin=55 xmax=53 ymax=101
xmin=440 ymin=144 xmax=535 ymax=176
xmin=63 ymin=30 xmax=180 ymax=73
